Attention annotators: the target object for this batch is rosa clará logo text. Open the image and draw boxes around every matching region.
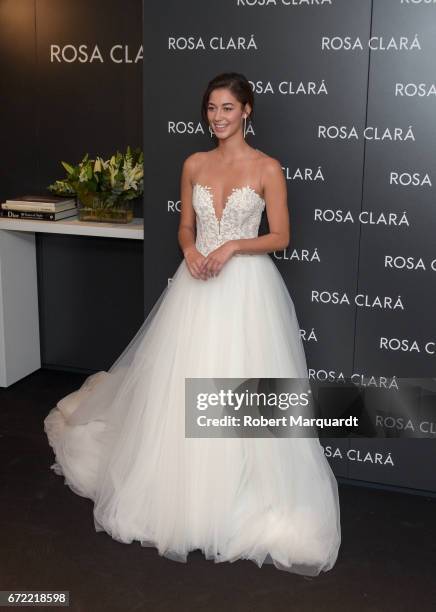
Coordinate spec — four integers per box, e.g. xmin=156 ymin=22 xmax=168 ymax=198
xmin=50 ymin=44 xmax=143 ymax=63
xmin=168 ymin=35 xmax=258 ymax=51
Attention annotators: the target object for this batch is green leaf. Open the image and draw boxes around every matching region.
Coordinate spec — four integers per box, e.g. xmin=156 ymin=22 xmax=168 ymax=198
xmin=61 ymin=161 xmax=75 ymax=175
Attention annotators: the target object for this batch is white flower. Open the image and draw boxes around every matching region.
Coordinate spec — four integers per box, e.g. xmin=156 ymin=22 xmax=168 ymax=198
xmin=79 ymin=165 xmax=88 ymax=182
xmin=109 ymin=164 xmax=118 ymax=188
xmin=122 ymin=160 xmax=143 ymax=191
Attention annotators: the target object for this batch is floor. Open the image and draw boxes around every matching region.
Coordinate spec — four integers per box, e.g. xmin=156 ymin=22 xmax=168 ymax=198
xmin=1 ymin=368 xmax=435 ymax=612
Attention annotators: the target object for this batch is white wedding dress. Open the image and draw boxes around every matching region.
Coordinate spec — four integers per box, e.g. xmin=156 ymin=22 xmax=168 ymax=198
xmin=44 ymin=182 xmax=341 ymax=575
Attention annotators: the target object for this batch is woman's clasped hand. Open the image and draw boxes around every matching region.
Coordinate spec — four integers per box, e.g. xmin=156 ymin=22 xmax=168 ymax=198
xmin=184 ymin=242 xmax=236 ymax=280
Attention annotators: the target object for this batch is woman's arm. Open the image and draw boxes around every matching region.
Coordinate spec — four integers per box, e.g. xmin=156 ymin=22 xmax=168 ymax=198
xmin=231 ymin=158 xmax=290 ymax=255
xmin=177 ymin=154 xmax=210 ymax=280
xmin=177 ymin=154 xmax=198 ymax=256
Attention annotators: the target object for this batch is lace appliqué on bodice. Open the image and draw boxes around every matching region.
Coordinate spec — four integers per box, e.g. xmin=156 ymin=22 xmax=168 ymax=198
xmin=192 ymin=184 xmax=266 ymax=257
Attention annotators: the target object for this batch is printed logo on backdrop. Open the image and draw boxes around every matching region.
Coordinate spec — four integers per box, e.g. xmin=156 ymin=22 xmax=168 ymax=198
xmin=168 ymin=36 xmax=258 ymax=51
xmin=385 ymin=255 xmax=436 ymax=272
xmin=50 ymin=44 xmax=143 ymax=63
xmin=400 ymin=0 xmax=436 ymax=5
xmin=321 ymin=35 xmax=422 ymax=51
xmin=312 ymin=209 xmax=410 ymax=226
xmin=395 ymin=82 xmax=436 ymax=97
xmin=317 ymin=125 xmax=416 ymax=140
xmin=278 ymin=166 xmax=431 ymax=191
xmin=324 ymin=445 xmax=395 ymax=466
xmin=236 ymin=0 xmax=334 ymax=7
xmin=390 ymin=172 xmax=432 ymax=186
xmin=309 ymin=370 xmax=399 ymax=389
xmin=380 ymin=337 xmax=436 ymax=356
xmin=309 ymin=290 xmax=405 ymax=311
xmin=250 ymin=80 xmax=328 ymax=95
xmin=279 ymin=166 xmax=430 ymax=186
xmin=283 ymin=166 xmax=325 ymax=181
xmin=274 ymin=247 xmax=321 ymax=263
xmin=168 ymin=198 xmax=181 ymax=214
xmin=167 ymin=121 xmax=256 ymax=137
xmin=301 ymin=327 xmax=318 ymax=343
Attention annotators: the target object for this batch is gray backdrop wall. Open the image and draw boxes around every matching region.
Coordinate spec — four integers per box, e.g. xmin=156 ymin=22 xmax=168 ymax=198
xmin=142 ymin=0 xmax=436 ymax=494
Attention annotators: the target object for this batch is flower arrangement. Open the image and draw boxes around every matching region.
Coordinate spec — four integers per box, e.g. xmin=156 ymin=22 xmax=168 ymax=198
xmin=48 ymin=146 xmax=144 ymax=223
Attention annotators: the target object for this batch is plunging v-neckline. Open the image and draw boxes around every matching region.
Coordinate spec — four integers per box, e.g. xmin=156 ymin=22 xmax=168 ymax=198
xmin=194 ymin=183 xmax=263 ymax=223
xmin=193 ymin=183 xmax=265 ymax=224
xmin=193 ymin=149 xmax=264 ymax=224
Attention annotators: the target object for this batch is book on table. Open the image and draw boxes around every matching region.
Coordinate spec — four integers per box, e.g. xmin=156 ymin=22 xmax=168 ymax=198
xmin=3 ymin=194 xmax=77 ymax=213
xmin=1 ymin=193 xmax=78 ymax=220
xmin=0 ymin=207 xmax=77 ymax=221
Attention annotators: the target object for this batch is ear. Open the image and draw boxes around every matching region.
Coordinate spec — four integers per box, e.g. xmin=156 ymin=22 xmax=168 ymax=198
xmin=243 ymin=103 xmax=252 ymax=119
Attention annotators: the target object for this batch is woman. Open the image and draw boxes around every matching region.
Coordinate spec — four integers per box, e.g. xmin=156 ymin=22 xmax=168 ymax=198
xmin=44 ymin=72 xmax=341 ymax=575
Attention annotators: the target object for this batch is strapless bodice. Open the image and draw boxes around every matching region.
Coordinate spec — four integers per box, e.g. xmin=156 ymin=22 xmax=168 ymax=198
xmin=192 ymin=183 xmax=265 ymax=256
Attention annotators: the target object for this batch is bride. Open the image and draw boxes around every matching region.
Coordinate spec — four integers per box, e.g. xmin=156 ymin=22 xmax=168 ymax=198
xmin=44 ymin=72 xmax=341 ymax=575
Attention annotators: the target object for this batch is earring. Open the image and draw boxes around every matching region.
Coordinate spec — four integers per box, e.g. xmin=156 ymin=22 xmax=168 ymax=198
xmin=209 ymin=125 xmax=214 ymax=138
xmin=243 ymin=115 xmax=247 ymax=139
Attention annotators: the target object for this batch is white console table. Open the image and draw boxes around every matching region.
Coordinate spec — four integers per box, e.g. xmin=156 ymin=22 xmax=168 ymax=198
xmin=0 ymin=215 xmax=144 ymax=387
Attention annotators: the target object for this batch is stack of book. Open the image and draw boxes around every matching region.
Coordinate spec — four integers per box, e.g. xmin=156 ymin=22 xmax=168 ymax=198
xmin=0 ymin=195 xmax=78 ymax=221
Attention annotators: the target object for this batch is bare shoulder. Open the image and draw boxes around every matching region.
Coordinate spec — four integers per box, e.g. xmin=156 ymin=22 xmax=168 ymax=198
xmin=256 ymin=151 xmax=284 ymax=187
xmin=182 ymin=151 xmax=204 ymax=170
xmin=256 ymin=151 xmax=282 ymax=173
xmin=182 ymin=151 xmax=211 ymax=173
xmin=181 ymin=152 xmax=208 ymax=185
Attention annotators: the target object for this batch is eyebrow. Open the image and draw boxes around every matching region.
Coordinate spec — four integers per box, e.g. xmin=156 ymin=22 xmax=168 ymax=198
xmin=207 ymin=102 xmax=235 ymax=106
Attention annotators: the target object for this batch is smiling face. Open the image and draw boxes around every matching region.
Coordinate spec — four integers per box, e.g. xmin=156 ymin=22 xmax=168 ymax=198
xmin=207 ymin=87 xmax=251 ymax=140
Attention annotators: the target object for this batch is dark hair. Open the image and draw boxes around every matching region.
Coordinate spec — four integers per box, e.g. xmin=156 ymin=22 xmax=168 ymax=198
xmin=201 ymin=72 xmax=254 ymax=127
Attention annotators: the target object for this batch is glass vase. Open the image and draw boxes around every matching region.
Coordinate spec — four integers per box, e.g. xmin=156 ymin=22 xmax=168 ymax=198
xmin=77 ymin=193 xmax=134 ymax=224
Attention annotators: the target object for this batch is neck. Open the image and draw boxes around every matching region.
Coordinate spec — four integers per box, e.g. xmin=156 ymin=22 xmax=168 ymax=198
xmin=215 ymin=133 xmax=251 ymax=162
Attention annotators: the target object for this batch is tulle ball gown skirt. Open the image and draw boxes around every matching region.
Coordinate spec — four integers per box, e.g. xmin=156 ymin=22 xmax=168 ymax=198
xmin=44 ymin=253 xmax=341 ymax=576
